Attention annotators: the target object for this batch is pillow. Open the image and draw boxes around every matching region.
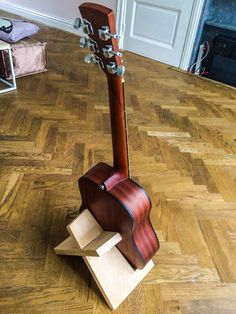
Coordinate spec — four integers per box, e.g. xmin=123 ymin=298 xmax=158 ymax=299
xmin=0 ymin=39 xmax=47 ymax=79
xmin=0 ymin=18 xmax=39 ymax=43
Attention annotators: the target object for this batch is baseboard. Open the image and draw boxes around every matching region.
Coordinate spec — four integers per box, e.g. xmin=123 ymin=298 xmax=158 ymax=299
xmin=0 ymin=1 xmax=83 ymax=36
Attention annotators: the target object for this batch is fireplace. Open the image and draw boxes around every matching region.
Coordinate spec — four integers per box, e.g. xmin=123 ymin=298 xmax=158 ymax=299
xmin=206 ymin=35 xmax=236 ymax=86
xmin=190 ymin=0 xmax=236 ymax=87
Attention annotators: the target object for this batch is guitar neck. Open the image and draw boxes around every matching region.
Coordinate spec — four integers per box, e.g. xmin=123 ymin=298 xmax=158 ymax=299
xmin=78 ymin=2 xmax=129 ymax=190
xmin=106 ymin=74 xmax=129 ymax=179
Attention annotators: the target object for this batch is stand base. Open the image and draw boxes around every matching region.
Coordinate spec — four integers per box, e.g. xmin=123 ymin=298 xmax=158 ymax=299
xmin=54 ymin=209 xmax=154 ymax=310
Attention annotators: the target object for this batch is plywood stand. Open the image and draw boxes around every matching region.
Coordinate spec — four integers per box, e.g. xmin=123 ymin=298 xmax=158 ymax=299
xmin=54 ymin=209 xmax=154 ymax=310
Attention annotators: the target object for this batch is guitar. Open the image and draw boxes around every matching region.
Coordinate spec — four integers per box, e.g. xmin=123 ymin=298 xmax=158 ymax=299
xmin=76 ymin=2 xmax=159 ymax=269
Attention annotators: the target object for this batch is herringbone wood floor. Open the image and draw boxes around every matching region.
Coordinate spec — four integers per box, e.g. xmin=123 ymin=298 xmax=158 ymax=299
xmin=1 ymin=10 xmax=236 ymax=314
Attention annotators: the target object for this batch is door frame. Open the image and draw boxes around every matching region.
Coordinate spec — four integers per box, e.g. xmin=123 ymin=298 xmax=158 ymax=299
xmin=116 ymin=0 xmax=127 ymax=49
xmin=116 ymin=0 xmax=206 ymax=70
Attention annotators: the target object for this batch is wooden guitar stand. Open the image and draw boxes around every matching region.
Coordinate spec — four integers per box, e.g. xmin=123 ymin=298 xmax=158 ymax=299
xmin=54 ymin=209 xmax=154 ymax=310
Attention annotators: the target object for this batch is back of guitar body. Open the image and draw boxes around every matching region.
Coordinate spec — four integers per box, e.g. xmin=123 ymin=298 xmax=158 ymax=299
xmin=77 ymin=2 xmax=160 ymax=269
xmin=79 ymin=162 xmax=159 ymax=269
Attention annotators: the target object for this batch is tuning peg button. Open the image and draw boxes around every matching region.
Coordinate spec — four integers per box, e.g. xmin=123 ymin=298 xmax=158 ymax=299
xmin=84 ymin=54 xmax=94 ymax=64
xmin=103 ymin=45 xmax=123 ymax=58
xmin=79 ymin=37 xmax=98 ymax=52
xmin=106 ymin=63 xmax=116 ymax=74
xmin=84 ymin=54 xmax=104 ymax=68
xmin=79 ymin=37 xmax=87 ymax=48
xmin=116 ymin=65 xmax=125 ymax=77
xmin=74 ymin=17 xmax=82 ymax=30
xmin=74 ymin=17 xmax=93 ymax=35
xmin=106 ymin=63 xmax=125 ymax=77
xmin=98 ymin=26 xmax=121 ymax=41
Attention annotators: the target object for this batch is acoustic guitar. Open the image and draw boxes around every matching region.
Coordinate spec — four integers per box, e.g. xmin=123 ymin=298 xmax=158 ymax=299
xmin=76 ymin=2 xmax=159 ymax=269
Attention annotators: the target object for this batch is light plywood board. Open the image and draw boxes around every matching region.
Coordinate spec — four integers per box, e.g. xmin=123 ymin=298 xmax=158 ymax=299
xmin=84 ymin=248 xmax=154 ymax=310
xmin=55 ymin=209 xmax=154 ymax=309
xmin=54 ymin=232 xmax=122 ymax=257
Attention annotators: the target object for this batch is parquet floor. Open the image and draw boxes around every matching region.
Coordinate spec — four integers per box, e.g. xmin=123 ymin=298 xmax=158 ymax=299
xmin=1 ymin=10 xmax=236 ymax=314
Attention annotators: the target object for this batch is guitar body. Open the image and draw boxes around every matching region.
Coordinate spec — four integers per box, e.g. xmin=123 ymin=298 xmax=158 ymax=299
xmin=79 ymin=162 xmax=159 ymax=269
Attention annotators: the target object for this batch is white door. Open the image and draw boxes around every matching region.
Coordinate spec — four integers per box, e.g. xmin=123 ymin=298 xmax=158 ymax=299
xmin=124 ymin=0 xmax=195 ymax=67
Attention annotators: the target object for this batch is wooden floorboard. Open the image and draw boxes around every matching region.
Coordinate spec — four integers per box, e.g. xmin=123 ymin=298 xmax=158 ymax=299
xmin=1 ymin=10 xmax=236 ymax=314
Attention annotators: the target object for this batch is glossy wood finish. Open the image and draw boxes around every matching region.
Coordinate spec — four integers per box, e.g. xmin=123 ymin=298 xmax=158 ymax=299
xmin=78 ymin=2 xmax=159 ymax=269
xmin=103 ymin=77 xmax=129 ymax=190
xmin=79 ymin=3 xmax=122 ymax=72
xmin=79 ymin=163 xmax=159 ymax=268
xmin=79 ymin=3 xmax=129 ymax=186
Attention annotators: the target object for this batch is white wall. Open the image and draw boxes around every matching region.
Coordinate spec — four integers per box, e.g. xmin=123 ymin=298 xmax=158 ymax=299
xmin=0 ymin=0 xmax=117 ymax=20
xmin=0 ymin=0 xmax=118 ymax=34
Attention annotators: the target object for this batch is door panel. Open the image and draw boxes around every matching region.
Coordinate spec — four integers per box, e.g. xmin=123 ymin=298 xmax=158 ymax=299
xmin=124 ymin=0 xmax=194 ymax=67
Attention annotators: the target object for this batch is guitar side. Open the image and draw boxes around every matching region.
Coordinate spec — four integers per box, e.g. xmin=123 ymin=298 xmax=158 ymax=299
xmin=79 ymin=163 xmax=160 ymax=269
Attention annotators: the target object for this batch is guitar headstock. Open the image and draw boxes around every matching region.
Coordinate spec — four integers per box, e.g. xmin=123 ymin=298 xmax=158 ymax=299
xmin=74 ymin=2 xmax=125 ymax=77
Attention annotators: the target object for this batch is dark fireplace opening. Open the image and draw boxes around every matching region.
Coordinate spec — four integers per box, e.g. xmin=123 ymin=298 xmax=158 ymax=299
xmin=207 ymin=35 xmax=236 ymax=87
xmin=190 ymin=0 xmax=236 ymax=87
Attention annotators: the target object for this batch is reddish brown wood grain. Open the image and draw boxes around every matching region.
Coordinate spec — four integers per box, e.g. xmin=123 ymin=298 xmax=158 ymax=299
xmin=79 ymin=163 xmax=159 ymax=269
xmin=103 ymin=76 xmax=129 ymax=190
xmin=78 ymin=3 xmax=160 ymax=269
xmin=79 ymin=2 xmax=122 ymax=71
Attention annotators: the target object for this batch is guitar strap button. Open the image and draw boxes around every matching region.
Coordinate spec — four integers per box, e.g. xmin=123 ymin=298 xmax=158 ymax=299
xmin=99 ymin=184 xmax=106 ymax=191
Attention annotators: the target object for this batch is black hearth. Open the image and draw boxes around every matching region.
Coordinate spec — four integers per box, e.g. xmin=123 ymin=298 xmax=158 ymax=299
xmin=190 ymin=0 xmax=236 ymax=87
xmin=205 ymin=35 xmax=236 ymax=87
xmin=206 ymin=35 xmax=236 ymax=86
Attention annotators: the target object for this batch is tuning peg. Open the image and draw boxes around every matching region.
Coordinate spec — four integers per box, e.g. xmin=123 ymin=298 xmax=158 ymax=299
xmin=79 ymin=37 xmax=87 ymax=48
xmin=102 ymin=45 xmax=123 ymax=58
xmin=84 ymin=54 xmax=94 ymax=64
xmin=106 ymin=63 xmax=125 ymax=76
xmin=79 ymin=37 xmax=98 ymax=52
xmin=74 ymin=17 xmax=82 ymax=30
xmin=116 ymin=65 xmax=125 ymax=77
xmin=74 ymin=17 xmax=93 ymax=35
xmin=84 ymin=54 xmax=104 ymax=68
xmin=98 ymin=26 xmax=121 ymax=41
